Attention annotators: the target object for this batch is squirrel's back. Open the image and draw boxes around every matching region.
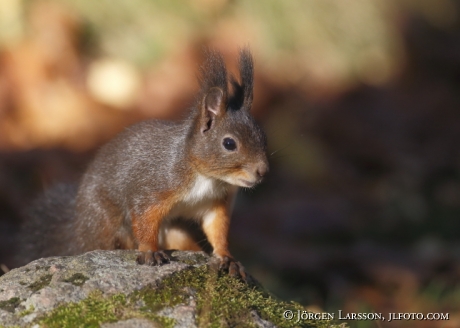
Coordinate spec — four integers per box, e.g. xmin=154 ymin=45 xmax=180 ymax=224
xmin=80 ymin=119 xmax=192 ymax=200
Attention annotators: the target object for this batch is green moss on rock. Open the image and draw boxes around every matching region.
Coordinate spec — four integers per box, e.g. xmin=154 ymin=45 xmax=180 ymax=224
xmin=39 ymin=292 xmax=125 ymax=328
xmin=19 ymin=305 xmax=35 ymax=317
xmin=36 ymin=264 xmax=340 ymax=328
xmin=157 ymin=266 xmax=334 ymax=328
xmin=38 ymin=291 xmax=175 ymax=328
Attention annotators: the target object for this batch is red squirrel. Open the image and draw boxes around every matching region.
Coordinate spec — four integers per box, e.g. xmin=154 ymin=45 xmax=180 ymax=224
xmin=16 ymin=48 xmax=268 ymax=278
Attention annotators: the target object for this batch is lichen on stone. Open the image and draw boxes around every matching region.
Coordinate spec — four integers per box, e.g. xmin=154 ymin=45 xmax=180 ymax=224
xmin=0 ymin=297 xmax=21 ymax=313
xmin=27 ymin=274 xmax=52 ymax=292
xmin=63 ymin=273 xmax=89 ymax=286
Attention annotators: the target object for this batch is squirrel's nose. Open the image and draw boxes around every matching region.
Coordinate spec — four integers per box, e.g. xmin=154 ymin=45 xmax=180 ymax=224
xmin=255 ymin=161 xmax=269 ymax=178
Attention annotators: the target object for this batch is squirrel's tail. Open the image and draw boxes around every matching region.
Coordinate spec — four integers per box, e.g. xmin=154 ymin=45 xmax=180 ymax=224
xmin=13 ymin=184 xmax=78 ymax=268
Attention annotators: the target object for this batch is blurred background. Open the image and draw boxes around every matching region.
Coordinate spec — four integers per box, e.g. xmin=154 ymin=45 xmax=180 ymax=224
xmin=0 ymin=0 xmax=459 ymax=327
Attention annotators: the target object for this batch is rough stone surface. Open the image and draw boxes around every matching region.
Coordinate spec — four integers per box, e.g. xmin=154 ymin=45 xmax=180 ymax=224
xmin=101 ymin=318 xmax=159 ymax=328
xmin=157 ymin=303 xmax=197 ymax=328
xmin=0 ymin=250 xmax=206 ymax=327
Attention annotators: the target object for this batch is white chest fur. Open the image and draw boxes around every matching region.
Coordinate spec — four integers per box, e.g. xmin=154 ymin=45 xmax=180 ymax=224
xmin=165 ymin=174 xmax=228 ymax=221
xmin=182 ymin=174 xmax=226 ymax=204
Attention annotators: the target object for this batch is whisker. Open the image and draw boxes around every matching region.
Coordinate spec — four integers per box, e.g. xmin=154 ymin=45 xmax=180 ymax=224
xmin=269 ymin=144 xmax=293 ymax=157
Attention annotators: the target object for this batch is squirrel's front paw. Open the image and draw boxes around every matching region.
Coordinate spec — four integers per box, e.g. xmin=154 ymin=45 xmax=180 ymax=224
xmin=136 ymin=250 xmax=170 ymax=266
xmin=213 ymin=256 xmax=247 ymax=282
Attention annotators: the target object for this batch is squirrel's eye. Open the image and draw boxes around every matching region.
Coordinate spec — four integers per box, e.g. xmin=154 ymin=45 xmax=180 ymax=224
xmin=223 ymin=137 xmax=237 ymax=151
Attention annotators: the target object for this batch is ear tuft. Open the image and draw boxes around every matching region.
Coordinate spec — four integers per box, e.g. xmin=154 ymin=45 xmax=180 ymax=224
xmin=228 ymin=47 xmax=254 ymax=111
xmin=199 ymin=49 xmax=228 ymax=96
xmin=239 ymin=47 xmax=254 ymax=108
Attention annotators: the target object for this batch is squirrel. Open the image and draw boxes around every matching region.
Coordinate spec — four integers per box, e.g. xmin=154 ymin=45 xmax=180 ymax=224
xmin=15 ymin=48 xmax=268 ymax=278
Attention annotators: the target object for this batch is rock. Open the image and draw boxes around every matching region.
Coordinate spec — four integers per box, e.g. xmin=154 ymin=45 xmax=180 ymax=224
xmin=0 ymin=250 xmax=340 ymax=327
xmin=101 ymin=318 xmax=158 ymax=328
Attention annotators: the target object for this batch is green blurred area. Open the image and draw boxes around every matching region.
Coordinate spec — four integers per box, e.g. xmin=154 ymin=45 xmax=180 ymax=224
xmin=0 ymin=0 xmax=405 ymax=83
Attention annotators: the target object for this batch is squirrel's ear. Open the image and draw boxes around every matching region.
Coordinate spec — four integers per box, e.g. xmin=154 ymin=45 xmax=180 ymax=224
xmin=205 ymin=87 xmax=225 ymax=116
xmin=200 ymin=87 xmax=226 ymax=134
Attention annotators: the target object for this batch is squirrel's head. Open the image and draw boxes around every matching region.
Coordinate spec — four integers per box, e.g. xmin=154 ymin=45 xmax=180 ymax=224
xmin=189 ymin=48 xmax=268 ymax=188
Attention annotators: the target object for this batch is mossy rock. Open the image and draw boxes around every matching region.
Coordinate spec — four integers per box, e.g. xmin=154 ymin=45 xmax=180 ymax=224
xmin=0 ymin=250 xmax=344 ymax=327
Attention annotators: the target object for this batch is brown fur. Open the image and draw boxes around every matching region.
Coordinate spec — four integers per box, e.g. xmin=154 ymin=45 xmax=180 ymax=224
xmin=202 ymin=201 xmax=231 ymax=258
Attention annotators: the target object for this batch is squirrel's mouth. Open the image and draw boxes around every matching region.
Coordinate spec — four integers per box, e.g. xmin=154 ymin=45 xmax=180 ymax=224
xmin=222 ymin=172 xmax=263 ymax=188
xmin=237 ymin=178 xmax=259 ymax=188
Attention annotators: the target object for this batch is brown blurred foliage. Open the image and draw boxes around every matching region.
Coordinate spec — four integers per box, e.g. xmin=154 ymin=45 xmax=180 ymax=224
xmin=0 ymin=0 xmax=407 ymax=150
